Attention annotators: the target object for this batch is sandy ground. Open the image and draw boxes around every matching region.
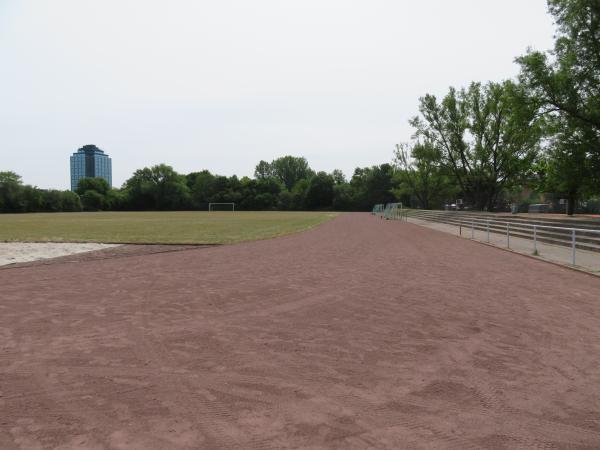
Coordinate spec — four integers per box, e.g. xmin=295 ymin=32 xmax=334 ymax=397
xmin=2 ymin=213 xmax=600 ymax=449
xmin=0 ymin=242 xmax=121 ymax=266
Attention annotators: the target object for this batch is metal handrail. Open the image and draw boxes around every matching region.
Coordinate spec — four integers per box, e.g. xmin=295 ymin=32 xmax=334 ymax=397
xmin=457 ymin=216 xmax=600 ymax=235
xmin=411 ymin=209 xmax=600 ymax=227
xmin=402 ymin=209 xmax=600 ymax=266
xmin=405 ymin=210 xmax=600 ymax=233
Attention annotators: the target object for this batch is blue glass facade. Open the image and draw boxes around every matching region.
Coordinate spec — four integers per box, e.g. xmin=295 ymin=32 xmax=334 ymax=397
xmin=70 ymin=145 xmax=112 ymax=191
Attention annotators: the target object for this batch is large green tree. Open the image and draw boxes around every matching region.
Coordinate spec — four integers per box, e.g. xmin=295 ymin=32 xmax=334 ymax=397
xmin=76 ymin=177 xmax=111 ymax=211
xmin=238 ymin=177 xmax=282 ymax=210
xmin=305 ymin=172 xmax=335 ymax=209
xmin=330 ymin=169 xmax=346 ymax=185
xmin=42 ymin=190 xmax=81 ymax=212
xmin=350 ymin=164 xmax=397 ymax=210
xmin=267 ymin=156 xmax=314 ymax=190
xmin=411 ymin=81 xmax=542 ymax=211
xmin=537 ymin=117 xmax=598 ymax=213
xmin=75 ymin=177 xmax=110 ymax=196
xmin=518 ymin=0 xmax=600 ymax=131
xmin=0 ymin=171 xmax=24 ymax=212
xmin=254 ymin=160 xmax=273 ymax=180
xmin=393 ymin=141 xmax=457 ymax=209
xmin=518 ymin=0 xmax=600 ymax=214
xmin=124 ymin=164 xmax=191 ymax=210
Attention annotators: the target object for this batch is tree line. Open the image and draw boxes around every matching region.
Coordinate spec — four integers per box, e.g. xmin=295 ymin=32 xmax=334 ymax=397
xmin=0 ymin=156 xmax=397 ymax=213
xmin=395 ymin=0 xmax=600 ymax=215
xmin=2 ymin=1 xmax=599 ymax=215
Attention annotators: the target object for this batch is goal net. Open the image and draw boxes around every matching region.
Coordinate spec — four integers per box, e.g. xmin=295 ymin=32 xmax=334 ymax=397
xmin=383 ymin=202 xmax=402 ymax=220
xmin=372 ymin=204 xmax=385 ymax=216
xmin=208 ymin=202 xmax=235 ymax=212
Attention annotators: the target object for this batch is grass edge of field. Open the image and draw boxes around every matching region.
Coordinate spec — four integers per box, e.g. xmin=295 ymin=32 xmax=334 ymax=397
xmin=0 ymin=211 xmax=341 ymax=245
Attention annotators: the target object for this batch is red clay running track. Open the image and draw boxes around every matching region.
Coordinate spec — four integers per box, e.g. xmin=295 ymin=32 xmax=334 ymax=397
xmin=2 ymin=213 xmax=600 ymax=449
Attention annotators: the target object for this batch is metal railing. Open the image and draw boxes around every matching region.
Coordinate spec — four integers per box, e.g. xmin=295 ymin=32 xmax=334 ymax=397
xmin=454 ymin=217 xmax=600 ymax=266
xmin=377 ymin=207 xmax=600 ymax=267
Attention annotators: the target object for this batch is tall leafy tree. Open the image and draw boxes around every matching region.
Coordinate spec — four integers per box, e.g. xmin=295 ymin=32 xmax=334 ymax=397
xmin=332 ymin=184 xmax=356 ymax=211
xmin=411 ymin=81 xmax=542 ymax=211
xmin=80 ymin=190 xmax=105 ymax=211
xmin=331 ymin=169 xmax=347 ymax=185
xmin=517 ymin=0 xmax=600 ymax=131
xmin=124 ymin=164 xmax=191 ymax=210
xmin=537 ymin=117 xmax=598 ymax=214
xmin=305 ymin=172 xmax=335 ymax=209
xmin=42 ymin=190 xmax=81 ymax=212
xmin=518 ymin=0 xmax=600 ymax=214
xmin=238 ymin=177 xmax=282 ymax=210
xmin=393 ymin=141 xmax=457 ymax=209
xmin=76 ymin=177 xmax=111 ymax=211
xmin=254 ymin=160 xmax=273 ymax=179
xmin=269 ymin=156 xmax=314 ymax=190
xmin=75 ymin=177 xmax=110 ymax=196
xmin=350 ymin=164 xmax=397 ymax=210
xmin=59 ymin=191 xmax=83 ymax=212
xmin=21 ymin=185 xmax=45 ymax=212
xmin=0 ymin=171 xmax=24 ymax=212
xmin=289 ymin=178 xmax=311 ymax=210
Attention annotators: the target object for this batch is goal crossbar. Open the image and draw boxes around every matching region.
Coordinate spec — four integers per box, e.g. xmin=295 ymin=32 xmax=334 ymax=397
xmin=208 ymin=202 xmax=235 ymax=212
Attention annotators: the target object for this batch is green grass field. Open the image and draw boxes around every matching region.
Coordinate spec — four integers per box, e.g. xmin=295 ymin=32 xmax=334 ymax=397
xmin=0 ymin=211 xmax=338 ymax=244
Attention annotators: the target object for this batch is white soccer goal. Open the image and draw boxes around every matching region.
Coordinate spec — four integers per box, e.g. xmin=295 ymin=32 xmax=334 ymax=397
xmin=383 ymin=202 xmax=403 ymax=220
xmin=208 ymin=202 xmax=235 ymax=212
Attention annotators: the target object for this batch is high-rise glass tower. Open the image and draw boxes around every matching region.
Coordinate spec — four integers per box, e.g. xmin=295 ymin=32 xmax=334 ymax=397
xmin=70 ymin=145 xmax=112 ymax=191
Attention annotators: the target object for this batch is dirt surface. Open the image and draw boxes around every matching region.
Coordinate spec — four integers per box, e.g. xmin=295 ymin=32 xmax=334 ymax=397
xmin=2 ymin=213 xmax=600 ymax=449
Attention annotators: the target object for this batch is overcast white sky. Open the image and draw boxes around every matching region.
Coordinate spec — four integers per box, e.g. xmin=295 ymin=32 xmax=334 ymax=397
xmin=0 ymin=0 xmax=555 ymax=189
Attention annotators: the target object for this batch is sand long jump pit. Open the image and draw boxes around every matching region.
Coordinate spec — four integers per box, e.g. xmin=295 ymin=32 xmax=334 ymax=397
xmin=0 ymin=242 xmax=122 ymax=266
xmin=2 ymin=213 xmax=600 ymax=448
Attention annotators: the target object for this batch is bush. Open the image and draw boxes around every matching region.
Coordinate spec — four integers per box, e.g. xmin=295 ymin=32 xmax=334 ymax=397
xmin=81 ymin=190 xmax=105 ymax=211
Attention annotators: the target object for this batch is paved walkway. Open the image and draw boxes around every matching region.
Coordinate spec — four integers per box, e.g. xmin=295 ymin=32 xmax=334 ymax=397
xmin=2 ymin=213 xmax=600 ymax=449
xmin=407 ymin=217 xmax=600 ymax=274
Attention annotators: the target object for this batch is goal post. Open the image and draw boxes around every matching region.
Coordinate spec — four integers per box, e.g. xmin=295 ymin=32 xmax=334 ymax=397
xmin=208 ymin=202 xmax=235 ymax=212
xmin=383 ymin=202 xmax=403 ymax=220
xmin=372 ymin=204 xmax=385 ymax=216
